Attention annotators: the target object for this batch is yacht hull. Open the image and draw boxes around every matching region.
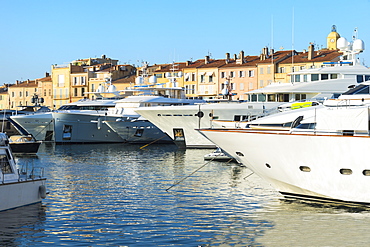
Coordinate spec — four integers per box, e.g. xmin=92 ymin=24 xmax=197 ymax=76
xmin=52 ymin=112 xmax=124 ymax=143
xmin=200 ymin=129 xmax=370 ymax=205
xmin=10 ymin=113 xmax=54 ymax=141
xmin=0 ymin=179 xmax=46 ymax=211
xmin=105 ymin=119 xmax=173 ymax=144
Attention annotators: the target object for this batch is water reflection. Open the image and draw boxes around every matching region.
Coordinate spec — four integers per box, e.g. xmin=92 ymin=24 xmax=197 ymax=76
xmin=0 ymin=203 xmax=46 ymax=246
xmin=8 ymin=143 xmax=370 ymax=246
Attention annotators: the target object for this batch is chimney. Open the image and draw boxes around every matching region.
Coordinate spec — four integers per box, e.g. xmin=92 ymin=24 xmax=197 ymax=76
xmin=16 ymin=80 xmax=19 ymax=85
xmin=233 ymin=54 xmax=237 ymax=60
xmin=225 ymin=53 xmax=230 ymax=64
xmin=186 ymin=61 xmax=191 ymax=66
xmin=308 ymin=44 xmax=314 ymax=60
xmin=45 ymin=72 xmax=50 ymax=77
xmin=27 ymin=79 xmax=30 ymax=84
xmin=205 ymin=55 xmax=210 ymax=64
xmin=237 ymin=50 xmax=245 ymax=64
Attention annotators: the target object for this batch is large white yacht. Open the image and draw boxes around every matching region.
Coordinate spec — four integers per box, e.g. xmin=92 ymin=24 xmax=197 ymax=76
xmin=199 ymin=81 xmax=370 ymax=206
xmin=104 ymin=93 xmax=204 ymax=144
xmin=10 ymin=88 xmax=123 ymax=142
xmin=136 ymin=36 xmax=369 ymax=148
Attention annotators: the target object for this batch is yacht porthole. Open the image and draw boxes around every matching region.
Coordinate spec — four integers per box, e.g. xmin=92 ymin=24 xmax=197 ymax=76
xmin=340 ymin=168 xmax=352 ymax=175
xmin=363 ymin=170 xmax=370 ymax=176
xmin=265 ymin=163 xmax=271 ymax=168
xmin=236 ymin=152 xmax=244 ymax=157
xmin=299 ymin=166 xmax=311 ymax=172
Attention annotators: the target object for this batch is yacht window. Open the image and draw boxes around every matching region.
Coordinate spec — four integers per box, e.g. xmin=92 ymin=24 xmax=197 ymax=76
xmin=294 ymin=75 xmax=300 ymax=82
xmin=296 ymin=123 xmax=316 ymax=129
xmin=321 ymin=74 xmax=329 ymax=80
xmin=311 ymin=74 xmax=319 ymax=81
xmin=340 ymin=168 xmax=352 ymax=175
xmin=299 ymin=166 xmax=311 ymax=172
xmin=0 ymin=154 xmax=12 ymax=174
xmin=343 ymin=84 xmax=369 ymax=95
xmin=251 ymin=95 xmax=257 ymax=102
xmin=366 ymin=75 xmax=370 ymax=81
xmin=303 ymin=74 xmax=308 ymax=82
xmin=357 ymin=75 xmax=364 ymax=83
xmin=267 ymin=94 xmax=276 ymax=102
xmin=330 ymin=74 xmax=338 ymax=79
xmin=343 ymin=130 xmax=354 ymax=136
xmin=258 ymin=94 xmax=266 ymax=102
xmin=363 ymin=170 xmax=370 ymax=176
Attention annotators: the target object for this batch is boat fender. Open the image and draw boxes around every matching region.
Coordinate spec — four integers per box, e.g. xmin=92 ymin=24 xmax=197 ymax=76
xmin=39 ymin=185 xmax=47 ymax=199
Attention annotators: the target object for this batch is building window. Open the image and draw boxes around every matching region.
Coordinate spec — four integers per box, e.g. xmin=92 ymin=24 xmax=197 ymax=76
xmin=81 ymin=76 xmax=86 ymax=85
xmin=260 ymin=68 xmax=264 ymax=74
xmin=26 ymin=91 xmax=28 ymax=97
xmin=279 ymin=67 xmax=285 ymax=73
xmin=74 ymin=88 xmax=78 ymax=97
xmin=191 ymin=73 xmax=196 ymax=81
xmin=209 ymin=75 xmax=213 ymax=83
xmin=73 ymin=77 xmax=78 ymax=85
xmin=58 ymin=74 xmax=65 ymax=87
xmin=267 ymin=67 xmax=271 ymax=74
xmin=230 ymin=71 xmax=235 ymax=78
xmin=240 ymin=83 xmax=244 ymax=91
xmin=11 ymin=92 xmax=14 ymax=97
xmin=259 ymin=80 xmax=264 ymax=87
xmin=248 ymin=70 xmax=254 ymax=77
xmin=49 ymin=89 xmax=52 ymax=96
xmin=239 ymin=71 xmax=245 ymax=77
xmin=221 ymin=72 xmax=225 ymax=78
xmin=19 ymin=92 xmax=22 ymax=97
xmin=200 ymin=75 xmax=205 ymax=83
xmin=81 ymin=88 xmax=85 ymax=96
xmin=249 ymin=82 xmax=254 ymax=90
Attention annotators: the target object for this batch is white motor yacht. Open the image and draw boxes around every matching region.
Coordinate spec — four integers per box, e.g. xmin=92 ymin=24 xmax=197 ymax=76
xmin=104 ymin=93 xmax=204 ymax=144
xmin=0 ymin=133 xmax=46 ymax=211
xmin=200 ymin=80 xmax=370 ymax=206
xmin=136 ymin=36 xmax=369 ymax=148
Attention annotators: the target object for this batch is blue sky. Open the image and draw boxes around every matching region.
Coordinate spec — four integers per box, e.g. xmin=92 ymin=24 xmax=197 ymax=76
xmin=1 ymin=0 xmax=370 ymax=84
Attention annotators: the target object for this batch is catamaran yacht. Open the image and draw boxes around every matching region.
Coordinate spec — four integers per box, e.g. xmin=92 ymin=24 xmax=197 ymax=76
xmin=136 ymin=36 xmax=369 ymax=148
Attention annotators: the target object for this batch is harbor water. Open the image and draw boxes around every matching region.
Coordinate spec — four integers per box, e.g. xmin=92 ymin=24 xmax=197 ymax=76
xmin=3 ymin=143 xmax=370 ymax=246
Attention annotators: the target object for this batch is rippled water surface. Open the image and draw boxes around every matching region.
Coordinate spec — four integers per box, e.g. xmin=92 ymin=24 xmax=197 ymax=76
xmin=3 ymin=143 xmax=370 ymax=246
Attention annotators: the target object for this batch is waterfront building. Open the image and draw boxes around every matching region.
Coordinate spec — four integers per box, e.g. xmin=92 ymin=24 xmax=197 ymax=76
xmin=219 ymin=52 xmax=259 ymax=100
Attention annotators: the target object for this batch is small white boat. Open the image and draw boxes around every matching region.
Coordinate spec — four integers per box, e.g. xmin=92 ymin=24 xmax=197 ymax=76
xmin=0 ymin=133 xmax=46 ymax=211
xmin=204 ymin=148 xmax=235 ymax=161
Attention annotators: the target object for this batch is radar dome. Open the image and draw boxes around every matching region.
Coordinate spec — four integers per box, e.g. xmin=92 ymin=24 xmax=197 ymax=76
xmin=337 ymin=37 xmax=349 ymax=50
xmin=177 ymin=71 xmax=183 ymax=77
xmin=221 ymin=88 xmax=228 ymax=95
xmin=165 ymin=72 xmax=171 ymax=78
xmin=107 ymin=84 xmax=117 ymax=92
xmin=353 ymin=39 xmax=365 ymax=53
xmin=149 ymin=75 xmax=157 ymax=84
xmin=135 ymin=76 xmax=144 ymax=85
xmin=96 ymin=85 xmax=105 ymax=93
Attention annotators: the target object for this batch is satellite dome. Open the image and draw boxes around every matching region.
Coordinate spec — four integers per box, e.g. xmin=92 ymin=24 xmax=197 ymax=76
xmin=107 ymin=84 xmax=117 ymax=92
xmin=96 ymin=85 xmax=105 ymax=93
xmin=149 ymin=75 xmax=157 ymax=84
xmin=337 ymin=37 xmax=349 ymax=50
xmin=135 ymin=76 xmax=144 ymax=85
xmin=353 ymin=39 xmax=365 ymax=53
